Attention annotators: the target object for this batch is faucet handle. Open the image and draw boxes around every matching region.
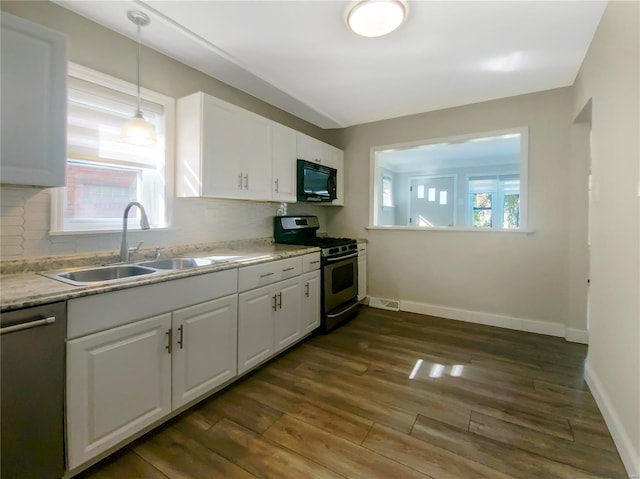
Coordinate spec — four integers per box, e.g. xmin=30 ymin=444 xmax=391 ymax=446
xmin=128 ymin=240 xmax=144 ymax=254
xmin=154 ymin=247 xmax=162 ymax=259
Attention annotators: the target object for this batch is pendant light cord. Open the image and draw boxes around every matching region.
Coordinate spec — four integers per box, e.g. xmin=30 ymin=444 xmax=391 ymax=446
xmin=136 ymin=21 xmax=141 ymax=114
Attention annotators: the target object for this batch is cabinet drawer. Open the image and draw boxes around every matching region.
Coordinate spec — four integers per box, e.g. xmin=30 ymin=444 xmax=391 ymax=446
xmin=239 ymin=257 xmax=302 ymax=292
xmin=302 ymin=252 xmax=321 ymax=272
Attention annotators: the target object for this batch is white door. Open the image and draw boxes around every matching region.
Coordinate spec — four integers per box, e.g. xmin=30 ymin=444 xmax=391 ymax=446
xmin=409 ymin=176 xmax=455 ymax=227
xmin=271 ymin=123 xmax=297 ymax=202
xmin=66 ymin=314 xmax=172 ymax=469
xmin=238 ymin=284 xmax=275 ymax=374
xmin=241 ymin=112 xmax=272 ymax=201
xmin=172 ymin=295 xmax=238 ymax=409
xmin=301 ymin=271 xmax=321 ymax=334
xmin=201 ymin=95 xmax=246 ymax=198
xmin=274 ymin=278 xmax=302 ymax=352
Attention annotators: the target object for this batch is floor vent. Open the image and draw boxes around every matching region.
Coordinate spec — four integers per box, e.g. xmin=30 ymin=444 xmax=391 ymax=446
xmin=369 ymin=297 xmax=400 ymax=311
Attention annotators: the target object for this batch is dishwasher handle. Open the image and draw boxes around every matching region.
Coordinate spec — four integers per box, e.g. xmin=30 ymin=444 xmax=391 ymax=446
xmin=0 ymin=316 xmax=56 ymax=335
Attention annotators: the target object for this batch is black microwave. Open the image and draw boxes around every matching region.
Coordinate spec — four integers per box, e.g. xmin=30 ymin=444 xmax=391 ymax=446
xmin=297 ymin=159 xmax=337 ymax=202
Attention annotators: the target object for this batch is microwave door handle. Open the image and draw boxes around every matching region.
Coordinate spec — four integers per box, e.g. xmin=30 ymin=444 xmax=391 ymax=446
xmin=327 ymin=174 xmax=337 ymax=200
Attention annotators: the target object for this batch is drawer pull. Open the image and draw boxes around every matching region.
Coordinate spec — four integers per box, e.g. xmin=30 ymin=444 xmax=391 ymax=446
xmin=309 ymin=260 xmax=320 ymax=265
xmin=166 ymin=328 xmax=172 ymax=355
xmin=260 ymin=272 xmax=275 ymax=278
xmin=177 ymin=325 xmax=184 ymax=349
xmin=282 ymin=267 xmax=295 ymax=272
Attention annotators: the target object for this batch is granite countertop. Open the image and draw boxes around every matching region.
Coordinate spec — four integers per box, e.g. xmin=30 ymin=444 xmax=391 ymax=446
xmin=0 ymin=240 xmax=320 ymax=312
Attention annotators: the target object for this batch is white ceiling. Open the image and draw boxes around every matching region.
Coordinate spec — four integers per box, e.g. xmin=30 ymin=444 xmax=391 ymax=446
xmin=377 ymin=132 xmax=521 ymax=172
xmin=55 ymin=0 xmax=607 ymax=129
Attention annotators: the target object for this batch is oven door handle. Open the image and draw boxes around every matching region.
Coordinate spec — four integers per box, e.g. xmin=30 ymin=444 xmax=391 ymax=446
xmin=324 ymin=252 xmax=358 ymax=262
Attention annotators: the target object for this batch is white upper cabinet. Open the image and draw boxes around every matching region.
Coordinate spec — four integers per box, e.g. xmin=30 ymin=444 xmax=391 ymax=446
xmin=1 ymin=13 xmax=67 ymax=187
xmin=177 ymin=92 xmax=272 ymax=200
xmin=271 ymin=123 xmax=297 ymax=202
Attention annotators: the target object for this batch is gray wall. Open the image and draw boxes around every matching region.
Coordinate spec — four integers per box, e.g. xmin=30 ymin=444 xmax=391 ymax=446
xmin=328 ymin=87 xmax=580 ymax=330
xmin=572 ymin=1 xmax=639 ymax=474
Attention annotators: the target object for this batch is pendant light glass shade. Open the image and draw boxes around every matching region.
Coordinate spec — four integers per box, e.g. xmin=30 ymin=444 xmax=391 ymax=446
xmin=347 ymin=0 xmax=407 ymax=38
xmin=121 ymin=11 xmax=156 ymax=145
xmin=121 ymin=110 xmax=157 ymax=145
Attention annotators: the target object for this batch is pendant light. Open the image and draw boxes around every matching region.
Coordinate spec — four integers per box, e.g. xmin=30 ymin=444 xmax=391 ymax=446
xmin=120 ymin=11 xmax=157 ymax=145
xmin=347 ymin=0 xmax=407 ymax=38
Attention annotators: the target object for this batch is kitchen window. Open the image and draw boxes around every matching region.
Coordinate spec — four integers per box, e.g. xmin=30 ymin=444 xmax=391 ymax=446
xmin=50 ymin=64 xmax=174 ymax=233
xmin=370 ymin=127 xmax=528 ymax=230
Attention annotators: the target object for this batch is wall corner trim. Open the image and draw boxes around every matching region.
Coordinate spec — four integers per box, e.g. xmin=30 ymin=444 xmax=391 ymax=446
xmin=585 ymin=361 xmax=639 ymax=479
xmin=565 ymin=328 xmax=589 ymax=344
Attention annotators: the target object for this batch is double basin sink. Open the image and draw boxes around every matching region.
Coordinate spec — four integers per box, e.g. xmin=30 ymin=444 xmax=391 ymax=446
xmin=43 ymin=256 xmax=242 ymax=287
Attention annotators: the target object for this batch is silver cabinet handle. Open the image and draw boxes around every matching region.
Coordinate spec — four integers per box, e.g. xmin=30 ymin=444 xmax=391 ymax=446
xmin=0 ymin=316 xmax=55 ymax=335
xmin=274 ymin=178 xmax=279 ymax=192
xmin=282 ymin=267 xmax=295 ymax=272
xmin=272 ymin=294 xmax=277 ymax=311
xmin=244 ymin=174 xmax=249 ymax=190
xmin=305 ymin=282 xmax=310 ymax=297
xmin=277 ymin=292 xmax=282 ymax=309
xmin=238 ymin=173 xmax=243 ymax=189
xmin=165 ymin=328 xmax=172 ymax=355
xmin=260 ymin=272 xmax=275 ymax=278
xmin=177 ymin=325 xmax=184 ymax=349
xmin=309 ymin=260 xmax=320 ymax=265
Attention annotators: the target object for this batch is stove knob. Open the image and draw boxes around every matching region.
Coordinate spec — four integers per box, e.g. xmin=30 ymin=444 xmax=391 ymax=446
xmin=329 ymin=247 xmax=339 ymax=254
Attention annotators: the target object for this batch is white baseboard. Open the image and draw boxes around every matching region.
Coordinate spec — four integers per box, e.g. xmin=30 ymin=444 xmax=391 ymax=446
xmin=565 ymin=327 xmax=589 ymax=344
xmin=400 ymin=300 xmax=567 ymax=338
xmin=399 ymin=300 xmax=588 ymax=344
xmin=585 ymin=362 xmax=639 ymax=478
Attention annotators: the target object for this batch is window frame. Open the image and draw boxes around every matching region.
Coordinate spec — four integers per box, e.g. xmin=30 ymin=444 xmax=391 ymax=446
xmin=369 ymin=127 xmax=529 ymax=232
xmin=50 ymin=63 xmax=175 ymax=235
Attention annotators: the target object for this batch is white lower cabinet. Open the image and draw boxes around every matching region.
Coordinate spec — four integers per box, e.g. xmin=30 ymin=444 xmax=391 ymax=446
xmin=238 ymin=253 xmax=320 ymax=375
xmin=301 ymin=270 xmax=321 ymax=334
xmin=237 ymin=283 xmax=277 ymax=374
xmin=66 ymin=270 xmax=239 ymax=470
xmin=66 ymin=314 xmax=172 ymax=469
xmin=67 ymin=294 xmax=238 ymax=469
xmin=66 ymin=256 xmax=322 ymax=471
xmin=171 ymin=295 xmax=238 ymax=409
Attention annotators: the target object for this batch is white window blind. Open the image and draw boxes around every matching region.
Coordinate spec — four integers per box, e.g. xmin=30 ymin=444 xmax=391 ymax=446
xmin=51 ymin=65 xmax=173 ymax=233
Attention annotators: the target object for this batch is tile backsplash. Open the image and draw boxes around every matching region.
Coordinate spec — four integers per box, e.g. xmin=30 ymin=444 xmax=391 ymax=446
xmin=0 ymin=187 xmax=327 ymax=261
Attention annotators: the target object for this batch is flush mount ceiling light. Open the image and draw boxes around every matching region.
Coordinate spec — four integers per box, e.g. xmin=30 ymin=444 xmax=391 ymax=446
xmin=120 ymin=10 xmax=157 ymax=145
xmin=347 ymin=0 xmax=407 ymax=38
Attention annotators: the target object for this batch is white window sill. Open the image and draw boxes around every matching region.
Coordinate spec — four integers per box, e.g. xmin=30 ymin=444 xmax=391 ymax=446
xmin=366 ymin=225 xmax=534 ymax=234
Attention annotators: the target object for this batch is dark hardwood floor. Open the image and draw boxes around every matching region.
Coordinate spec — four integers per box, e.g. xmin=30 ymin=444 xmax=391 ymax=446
xmin=77 ymin=307 xmax=627 ymax=479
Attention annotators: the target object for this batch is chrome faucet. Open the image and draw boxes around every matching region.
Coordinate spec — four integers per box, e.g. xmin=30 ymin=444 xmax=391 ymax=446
xmin=120 ymin=202 xmax=150 ymax=262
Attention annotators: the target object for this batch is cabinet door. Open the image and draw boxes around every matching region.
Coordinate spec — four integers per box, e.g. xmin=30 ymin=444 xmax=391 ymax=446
xmin=172 ymin=295 xmax=238 ymax=409
xmin=274 ymin=278 xmax=302 ymax=352
xmin=332 ymin=148 xmax=345 ymax=206
xmin=242 ymin=112 xmax=272 ymax=201
xmin=238 ymin=284 xmax=276 ymax=374
xmin=66 ymin=314 xmax=172 ymax=469
xmin=271 ymin=123 xmax=297 ymax=202
xmin=201 ymin=95 xmax=248 ymax=198
xmin=1 ymin=13 xmax=67 ymax=187
xmin=301 ymin=270 xmax=321 ymax=334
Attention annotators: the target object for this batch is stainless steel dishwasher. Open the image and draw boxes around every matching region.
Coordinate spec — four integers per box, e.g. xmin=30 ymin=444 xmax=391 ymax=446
xmin=1 ymin=301 xmax=66 ymax=479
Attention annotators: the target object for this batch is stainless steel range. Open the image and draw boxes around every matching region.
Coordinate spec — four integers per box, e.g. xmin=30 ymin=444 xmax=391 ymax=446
xmin=274 ymin=215 xmax=359 ymax=332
